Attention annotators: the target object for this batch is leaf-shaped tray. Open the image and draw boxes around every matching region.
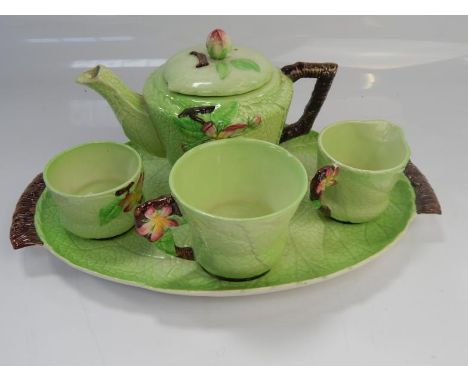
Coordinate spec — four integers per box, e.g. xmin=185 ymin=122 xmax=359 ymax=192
xmin=10 ymin=132 xmax=441 ymax=296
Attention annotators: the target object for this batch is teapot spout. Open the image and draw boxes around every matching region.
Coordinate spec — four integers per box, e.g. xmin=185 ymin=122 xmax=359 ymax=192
xmin=76 ymin=65 xmax=165 ymax=157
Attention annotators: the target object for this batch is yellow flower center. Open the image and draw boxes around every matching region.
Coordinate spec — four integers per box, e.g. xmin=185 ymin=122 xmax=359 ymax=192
xmin=149 ymin=214 xmax=172 ymax=230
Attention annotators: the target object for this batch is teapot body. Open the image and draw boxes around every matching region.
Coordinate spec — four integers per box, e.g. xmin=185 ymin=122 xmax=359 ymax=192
xmin=76 ymin=30 xmax=337 ymax=162
xmin=143 ymin=66 xmax=293 ymax=164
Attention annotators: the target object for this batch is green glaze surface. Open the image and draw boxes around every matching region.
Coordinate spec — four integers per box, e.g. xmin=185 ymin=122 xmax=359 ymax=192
xmin=77 ymin=57 xmax=292 ymax=165
xmin=317 ymin=121 xmax=411 ymax=223
xmin=169 ymin=139 xmax=308 ymax=279
xmin=35 ymin=133 xmax=416 ymax=295
xmin=163 ymin=45 xmax=274 ymax=96
xmin=43 ymin=142 xmax=143 ymax=239
xmin=144 ymin=66 xmax=293 ymax=164
xmin=76 ymin=66 xmax=166 ymax=157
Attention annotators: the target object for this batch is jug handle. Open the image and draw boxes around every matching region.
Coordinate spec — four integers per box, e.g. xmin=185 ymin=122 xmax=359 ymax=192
xmin=280 ymin=62 xmax=338 ymax=143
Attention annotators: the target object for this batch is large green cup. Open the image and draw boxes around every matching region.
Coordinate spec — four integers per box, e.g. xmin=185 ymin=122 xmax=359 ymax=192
xmin=313 ymin=120 xmax=411 ymax=223
xmin=135 ymin=138 xmax=308 ymax=280
xmin=43 ymin=141 xmax=143 ymax=239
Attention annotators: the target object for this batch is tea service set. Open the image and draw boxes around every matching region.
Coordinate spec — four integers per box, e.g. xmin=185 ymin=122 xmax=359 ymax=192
xmin=10 ymin=29 xmax=440 ymax=292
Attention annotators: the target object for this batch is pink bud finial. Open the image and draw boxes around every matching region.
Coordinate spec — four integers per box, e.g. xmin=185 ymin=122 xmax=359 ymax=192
xmin=206 ymin=29 xmax=232 ymax=60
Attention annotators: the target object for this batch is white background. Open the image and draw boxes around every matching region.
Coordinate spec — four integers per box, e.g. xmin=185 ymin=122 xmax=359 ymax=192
xmin=0 ymin=16 xmax=465 ymax=365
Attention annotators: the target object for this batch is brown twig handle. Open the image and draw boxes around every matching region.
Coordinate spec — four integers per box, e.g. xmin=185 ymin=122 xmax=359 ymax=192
xmin=10 ymin=173 xmax=46 ymax=249
xmin=404 ymin=161 xmax=442 ymax=214
xmin=280 ymin=62 xmax=338 ymax=143
xmin=134 ymin=195 xmax=195 ymax=260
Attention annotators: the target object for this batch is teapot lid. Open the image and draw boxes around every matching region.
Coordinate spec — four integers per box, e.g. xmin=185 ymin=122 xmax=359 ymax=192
xmin=163 ymin=29 xmax=275 ymax=96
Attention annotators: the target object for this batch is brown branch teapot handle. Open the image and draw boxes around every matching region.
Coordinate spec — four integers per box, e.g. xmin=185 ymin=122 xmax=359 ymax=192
xmin=280 ymin=62 xmax=338 ymax=143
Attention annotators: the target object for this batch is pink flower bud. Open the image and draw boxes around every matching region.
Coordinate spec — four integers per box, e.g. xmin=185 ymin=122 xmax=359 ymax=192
xmin=202 ymin=122 xmax=217 ymax=138
xmin=206 ymin=29 xmax=232 ymax=60
xmin=252 ymin=115 xmax=262 ymax=126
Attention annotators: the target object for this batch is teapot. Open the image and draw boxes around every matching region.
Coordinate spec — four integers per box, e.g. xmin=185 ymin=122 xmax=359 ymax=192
xmin=76 ymin=29 xmax=338 ymax=164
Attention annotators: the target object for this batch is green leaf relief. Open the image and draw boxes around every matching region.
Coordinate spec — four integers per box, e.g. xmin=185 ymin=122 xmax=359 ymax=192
xmin=311 ymin=199 xmax=322 ymax=210
xmin=99 ymin=198 xmax=124 ymax=226
xmin=210 ymin=101 xmax=239 ymax=130
xmin=154 ymin=229 xmax=176 ymax=256
xmin=175 ymin=117 xmax=206 ymax=138
xmin=216 ymin=62 xmax=231 ymax=80
xmin=172 ymin=223 xmax=192 ymax=247
xmin=230 ymin=58 xmax=261 ymax=72
xmin=170 ymin=215 xmax=187 ymax=225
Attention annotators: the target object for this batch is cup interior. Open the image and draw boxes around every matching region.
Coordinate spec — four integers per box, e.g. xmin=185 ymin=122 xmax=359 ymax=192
xmin=170 ymin=139 xmax=308 ymax=219
xmin=44 ymin=142 xmax=141 ymax=196
xmin=319 ymin=121 xmax=410 ymax=171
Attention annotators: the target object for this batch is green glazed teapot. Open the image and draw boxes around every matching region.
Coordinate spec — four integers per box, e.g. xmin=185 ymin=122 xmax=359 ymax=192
xmin=76 ymin=29 xmax=338 ymax=164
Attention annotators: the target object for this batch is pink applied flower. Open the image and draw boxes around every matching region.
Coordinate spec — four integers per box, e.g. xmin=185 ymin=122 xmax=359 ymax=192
xmin=217 ymin=123 xmax=248 ymax=139
xmin=136 ymin=205 xmax=178 ymax=242
xmin=316 ymin=166 xmax=339 ymax=194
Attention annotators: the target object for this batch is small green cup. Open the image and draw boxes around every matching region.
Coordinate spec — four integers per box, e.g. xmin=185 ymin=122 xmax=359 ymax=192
xmin=312 ymin=120 xmax=411 ymax=223
xmin=135 ymin=138 xmax=308 ymax=280
xmin=43 ymin=141 xmax=143 ymax=239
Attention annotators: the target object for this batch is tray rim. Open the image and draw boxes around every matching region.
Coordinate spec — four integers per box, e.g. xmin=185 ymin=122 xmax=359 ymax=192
xmin=36 ymin=209 xmax=415 ymax=297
